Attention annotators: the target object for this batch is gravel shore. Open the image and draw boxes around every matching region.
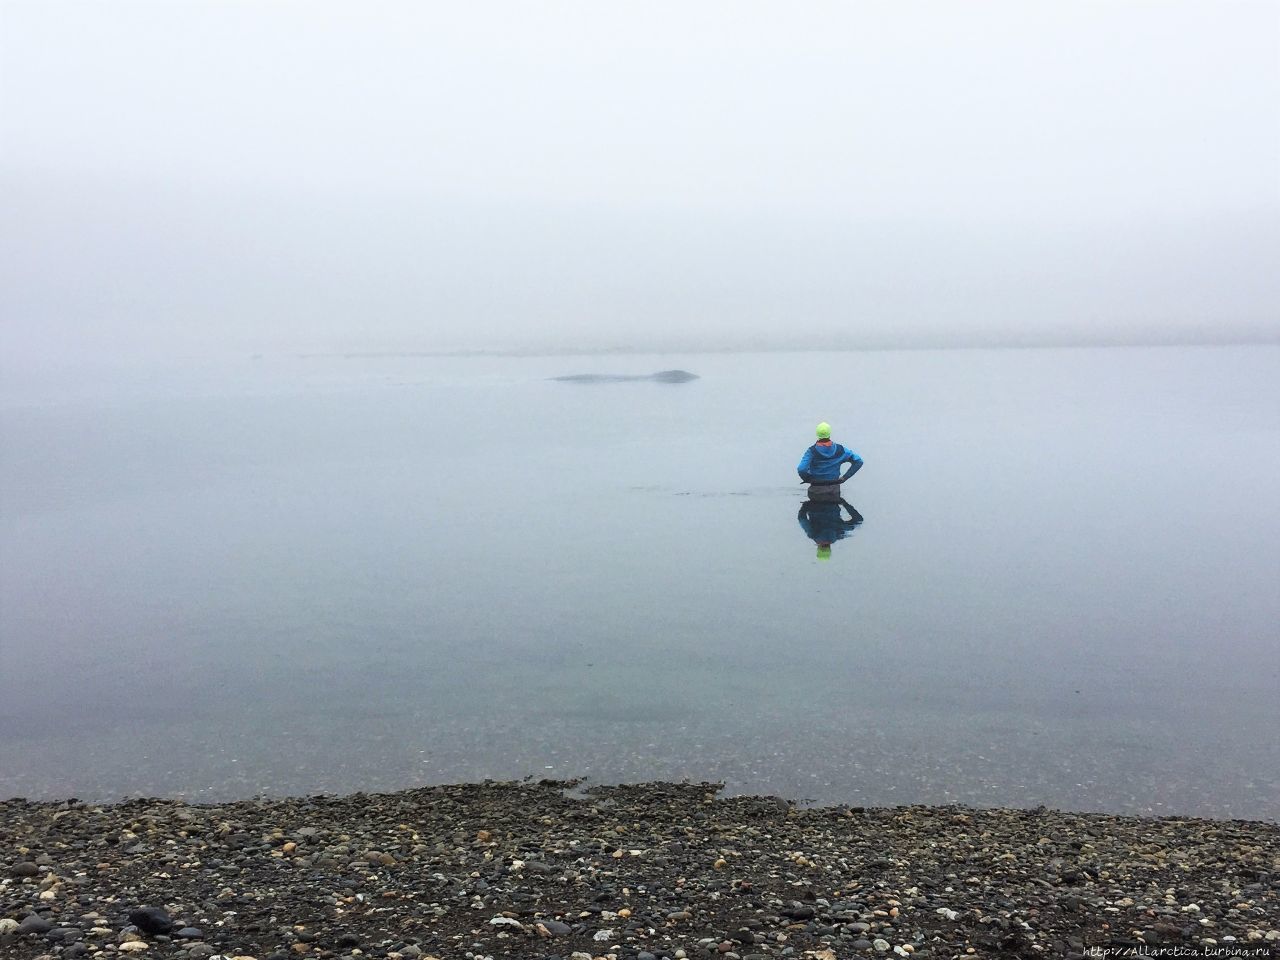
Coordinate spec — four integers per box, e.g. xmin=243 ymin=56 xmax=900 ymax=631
xmin=3 ymin=780 xmax=1277 ymax=960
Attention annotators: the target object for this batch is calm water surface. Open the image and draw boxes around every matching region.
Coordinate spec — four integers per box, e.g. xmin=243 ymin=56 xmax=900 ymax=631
xmin=2 ymin=346 xmax=1277 ymax=818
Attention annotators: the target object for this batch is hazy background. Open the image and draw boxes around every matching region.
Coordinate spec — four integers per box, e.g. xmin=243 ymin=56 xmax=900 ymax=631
xmin=2 ymin=0 xmax=1278 ymax=361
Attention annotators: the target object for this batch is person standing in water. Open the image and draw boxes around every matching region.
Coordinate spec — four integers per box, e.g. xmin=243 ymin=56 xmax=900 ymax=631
xmin=797 ymin=422 xmax=863 ymax=498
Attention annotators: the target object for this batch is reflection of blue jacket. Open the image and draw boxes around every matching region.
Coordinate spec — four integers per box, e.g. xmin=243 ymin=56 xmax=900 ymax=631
xmin=797 ymin=500 xmax=863 ymax=544
xmin=797 ymin=440 xmax=862 ymax=482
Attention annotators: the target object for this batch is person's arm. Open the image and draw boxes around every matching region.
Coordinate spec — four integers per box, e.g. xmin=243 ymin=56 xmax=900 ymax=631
xmin=797 ymin=447 xmax=814 ymax=481
xmin=841 ymin=448 xmax=864 ymax=480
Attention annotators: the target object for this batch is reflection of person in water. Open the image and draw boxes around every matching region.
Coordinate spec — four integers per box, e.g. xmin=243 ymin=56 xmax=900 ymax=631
xmin=797 ymin=498 xmax=864 ymax=561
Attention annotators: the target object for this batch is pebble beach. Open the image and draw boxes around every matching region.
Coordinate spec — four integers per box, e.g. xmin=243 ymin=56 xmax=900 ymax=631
xmin=3 ymin=780 xmax=1278 ymax=960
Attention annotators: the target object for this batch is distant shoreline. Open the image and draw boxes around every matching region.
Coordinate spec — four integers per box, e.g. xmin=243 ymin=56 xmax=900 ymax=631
xmin=287 ymin=337 xmax=1280 ymax=360
xmin=3 ymin=780 xmax=1277 ymax=959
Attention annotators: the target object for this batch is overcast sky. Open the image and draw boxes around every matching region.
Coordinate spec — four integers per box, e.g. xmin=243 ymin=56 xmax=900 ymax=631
xmin=2 ymin=0 xmax=1277 ymax=358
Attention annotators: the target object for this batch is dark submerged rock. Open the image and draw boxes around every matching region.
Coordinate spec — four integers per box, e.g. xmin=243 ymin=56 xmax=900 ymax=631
xmin=551 ymin=369 xmax=699 ymax=383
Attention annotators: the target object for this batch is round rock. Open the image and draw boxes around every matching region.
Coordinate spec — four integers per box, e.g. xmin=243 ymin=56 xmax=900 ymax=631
xmin=128 ymin=908 xmax=173 ymax=936
xmin=18 ymin=916 xmax=54 ymax=936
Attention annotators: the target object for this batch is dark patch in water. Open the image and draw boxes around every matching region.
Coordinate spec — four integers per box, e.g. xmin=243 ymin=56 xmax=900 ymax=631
xmin=551 ymin=369 xmax=699 ymax=383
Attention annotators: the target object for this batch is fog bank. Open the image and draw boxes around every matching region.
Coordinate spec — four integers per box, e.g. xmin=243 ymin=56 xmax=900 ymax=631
xmin=2 ymin=1 xmax=1277 ymax=361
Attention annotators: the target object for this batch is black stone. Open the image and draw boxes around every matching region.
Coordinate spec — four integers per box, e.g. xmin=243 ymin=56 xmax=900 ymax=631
xmin=128 ymin=907 xmax=173 ymax=935
xmin=17 ymin=916 xmax=53 ymax=935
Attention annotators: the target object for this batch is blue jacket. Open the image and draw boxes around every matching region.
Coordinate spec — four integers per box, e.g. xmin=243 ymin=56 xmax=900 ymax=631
xmin=797 ymin=440 xmax=863 ymax=483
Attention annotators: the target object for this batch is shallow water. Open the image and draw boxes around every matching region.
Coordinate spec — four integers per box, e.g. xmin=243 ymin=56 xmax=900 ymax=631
xmin=2 ymin=346 xmax=1278 ymax=819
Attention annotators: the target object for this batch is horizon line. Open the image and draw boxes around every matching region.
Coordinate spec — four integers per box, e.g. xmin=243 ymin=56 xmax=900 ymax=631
xmin=288 ymin=333 xmax=1279 ymax=361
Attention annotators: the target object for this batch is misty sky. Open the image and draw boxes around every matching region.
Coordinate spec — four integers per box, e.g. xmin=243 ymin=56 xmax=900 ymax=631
xmin=2 ymin=0 xmax=1278 ymax=358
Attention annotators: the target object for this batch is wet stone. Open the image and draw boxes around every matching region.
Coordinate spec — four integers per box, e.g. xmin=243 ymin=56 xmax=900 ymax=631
xmin=128 ymin=907 xmax=173 ymax=935
xmin=18 ymin=916 xmax=54 ymax=936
